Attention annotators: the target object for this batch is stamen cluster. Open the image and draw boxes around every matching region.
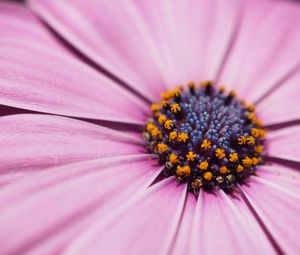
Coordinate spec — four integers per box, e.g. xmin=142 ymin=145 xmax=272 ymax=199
xmin=144 ymin=81 xmax=266 ymax=194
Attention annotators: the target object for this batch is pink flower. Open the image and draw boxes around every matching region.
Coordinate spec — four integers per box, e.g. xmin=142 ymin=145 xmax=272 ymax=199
xmin=0 ymin=0 xmax=300 ymax=254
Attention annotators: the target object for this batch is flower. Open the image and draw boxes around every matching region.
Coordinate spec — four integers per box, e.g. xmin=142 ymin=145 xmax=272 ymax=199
xmin=0 ymin=0 xmax=300 ymax=254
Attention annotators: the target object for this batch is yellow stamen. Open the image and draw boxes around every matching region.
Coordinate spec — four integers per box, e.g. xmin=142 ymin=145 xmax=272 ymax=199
xmin=192 ymin=178 xmax=203 ymax=188
xmin=151 ymin=128 xmax=161 ymax=138
xmin=251 ymin=128 xmax=266 ymax=138
xmin=169 ymin=153 xmax=179 ymax=164
xmin=240 ymin=99 xmax=246 ymax=106
xmin=247 ymin=104 xmax=255 ymax=112
xmin=251 ymin=128 xmax=260 ymax=137
xmin=219 ymin=86 xmax=225 ymax=93
xmin=259 ymin=129 xmax=267 ymax=138
xmin=172 ymin=89 xmax=181 ymax=97
xmin=254 ymin=145 xmax=264 ymax=154
xmin=238 ymin=136 xmax=247 ymax=145
xmin=237 ymin=165 xmax=244 ymax=172
xmin=150 ymin=103 xmax=160 ymax=112
xmin=255 ymin=119 xmax=263 ymax=127
xmin=164 ymin=120 xmax=174 ymax=130
xmin=157 ymin=143 xmax=168 ymax=153
xmin=200 ymin=80 xmax=212 ymax=87
xmin=160 ymin=91 xmax=172 ymax=100
xmin=176 ymin=165 xmax=191 ymax=177
xmin=229 ymin=90 xmax=236 ymax=97
xmin=199 ymin=160 xmax=209 ymax=171
xmin=161 ymin=101 xmax=169 ymax=108
xmin=242 ymin=157 xmax=253 ymax=167
xmin=229 ymin=152 xmax=238 ymax=162
xmin=169 ymin=131 xmax=177 ymax=141
xmin=188 ymin=82 xmax=195 ymax=89
xmin=258 ymin=157 xmax=263 ymax=163
xmin=201 ymin=139 xmax=212 ymax=150
xmin=215 ymin=148 xmax=225 ymax=159
xmin=248 ymin=112 xmax=256 ymax=122
xmin=246 ymin=136 xmax=255 ymax=145
xmin=177 ymin=133 xmax=189 ymax=143
xmin=219 ymin=166 xmax=229 ymax=174
xmin=171 ymin=103 xmax=181 ymax=113
xmin=186 ymin=151 xmax=196 ymax=162
xmin=158 ymin=115 xmax=167 ymax=125
xmin=203 ymin=171 xmax=213 ymax=181
xmin=252 ymin=157 xmax=259 ymax=166
xmin=153 ymin=111 xmax=160 ymax=118
xmin=146 ymin=123 xmax=155 ymax=132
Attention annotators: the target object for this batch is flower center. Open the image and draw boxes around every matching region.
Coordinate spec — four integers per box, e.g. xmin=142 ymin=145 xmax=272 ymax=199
xmin=143 ymin=81 xmax=266 ymax=194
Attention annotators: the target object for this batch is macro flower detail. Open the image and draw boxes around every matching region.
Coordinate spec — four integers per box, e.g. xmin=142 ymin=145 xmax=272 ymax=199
xmin=0 ymin=0 xmax=300 ymax=255
xmin=144 ymin=82 xmax=265 ymax=193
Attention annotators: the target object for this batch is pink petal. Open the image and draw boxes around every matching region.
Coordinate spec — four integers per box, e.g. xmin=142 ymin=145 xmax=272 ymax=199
xmin=0 ymin=155 xmax=162 ymax=254
xmin=256 ymin=164 xmax=300 ymax=194
xmin=0 ymin=41 xmax=148 ymax=124
xmin=0 ymin=114 xmax=145 ymax=174
xmin=0 ymin=1 xmax=66 ymax=52
xmin=256 ymin=71 xmax=300 ymax=126
xmin=241 ymin=176 xmax=300 ymax=255
xmin=267 ymin=125 xmax=300 ymax=163
xmin=0 ymin=172 xmax=27 ymax=186
xmin=63 ymin=178 xmax=187 ymax=255
xmin=134 ymin=0 xmax=243 ymax=88
xmin=29 ymin=0 xmax=243 ymax=96
xmin=189 ymin=190 xmax=275 ymax=255
xmin=28 ymin=0 xmax=167 ymax=101
xmin=218 ymin=0 xmax=300 ymax=103
xmin=171 ymin=193 xmax=197 ymax=255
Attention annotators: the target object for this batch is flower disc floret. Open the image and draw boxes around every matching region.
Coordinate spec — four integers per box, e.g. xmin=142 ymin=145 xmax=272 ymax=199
xmin=144 ymin=81 xmax=266 ymax=194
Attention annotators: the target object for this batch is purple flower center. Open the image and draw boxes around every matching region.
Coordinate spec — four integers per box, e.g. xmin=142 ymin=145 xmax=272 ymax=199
xmin=144 ymin=81 xmax=266 ymax=194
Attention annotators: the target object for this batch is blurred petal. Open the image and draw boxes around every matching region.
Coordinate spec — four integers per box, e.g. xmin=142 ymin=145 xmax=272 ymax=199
xmin=63 ymin=178 xmax=187 ymax=255
xmin=0 ymin=41 xmax=148 ymax=124
xmin=267 ymin=125 xmax=300 ymax=163
xmin=0 ymin=172 xmax=26 ymax=186
xmin=241 ymin=176 xmax=300 ymax=255
xmin=28 ymin=0 xmax=166 ymax=100
xmin=256 ymin=71 xmax=300 ymax=126
xmin=0 ymin=1 xmax=66 ymax=52
xmin=256 ymin=164 xmax=300 ymax=194
xmin=0 ymin=155 xmax=161 ymax=254
xmin=133 ymin=0 xmax=243 ymax=88
xmin=29 ymin=0 xmax=243 ymax=97
xmin=219 ymin=0 xmax=300 ymax=103
xmin=171 ymin=193 xmax=197 ymax=255
xmin=189 ymin=190 xmax=275 ymax=255
xmin=0 ymin=114 xmax=144 ymax=174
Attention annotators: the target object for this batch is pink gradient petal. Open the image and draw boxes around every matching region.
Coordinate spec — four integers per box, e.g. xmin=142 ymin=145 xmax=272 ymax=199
xmin=0 ymin=172 xmax=27 ymax=186
xmin=28 ymin=0 xmax=167 ymax=101
xmin=171 ymin=193 xmax=197 ymax=255
xmin=29 ymin=0 xmax=243 ymax=97
xmin=267 ymin=126 xmax=300 ymax=163
xmin=218 ymin=0 xmax=300 ymax=103
xmin=0 ymin=155 xmax=162 ymax=254
xmin=63 ymin=178 xmax=187 ymax=255
xmin=256 ymin=71 xmax=300 ymax=125
xmin=0 ymin=41 xmax=148 ymax=124
xmin=0 ymin=114 xmax=145 ymax=174
xmin=222 ymin=191 xmax=277 ymax=255
xmin=256 ymin=164 xmax=300 ymax=194
xmin=189 ymin=190 xmax=275 ymax=255
xmin=241 ymin=176 xmax=300 ymax=255
xmin=134 ymin=0 xmax=243 ymax=88
xmin=0 ymin=1 xmax=66 ymax=52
